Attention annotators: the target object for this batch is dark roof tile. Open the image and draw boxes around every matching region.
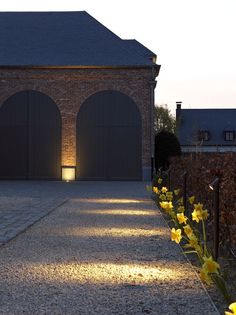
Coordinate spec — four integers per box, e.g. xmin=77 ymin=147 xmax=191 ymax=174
xmin=177 ymin=108 xmax=236 ymax=146
xmin=0 ymin=11 xmax=157 ymax=67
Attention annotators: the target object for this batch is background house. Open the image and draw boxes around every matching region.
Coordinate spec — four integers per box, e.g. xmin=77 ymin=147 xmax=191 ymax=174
xmin=0 ymin=11 xmax=160 ymax=181
xmin=176 ymin=103 xmax=236 ymax=153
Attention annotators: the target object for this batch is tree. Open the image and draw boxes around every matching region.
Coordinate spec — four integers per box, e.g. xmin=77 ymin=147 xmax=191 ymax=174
xmin=154 ymin=130 xmax=181 ymax=171
xmin=154 ymin=105 xmax=176 ymax=134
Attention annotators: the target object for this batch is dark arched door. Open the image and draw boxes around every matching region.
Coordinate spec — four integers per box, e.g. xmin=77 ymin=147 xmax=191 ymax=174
xmin=77 ymin=90 xmax=142 ymax=180
xmin=0 ymin=91 xmax=61 ymax=179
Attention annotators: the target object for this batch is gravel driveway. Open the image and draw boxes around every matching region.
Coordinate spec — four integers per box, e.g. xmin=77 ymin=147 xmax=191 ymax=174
xmin=0 ymin=181 xmax=219 ymax=314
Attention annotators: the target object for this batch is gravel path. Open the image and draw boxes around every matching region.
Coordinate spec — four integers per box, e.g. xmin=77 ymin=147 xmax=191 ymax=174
xmin=0 ymin=182 xmax=219 ymax=314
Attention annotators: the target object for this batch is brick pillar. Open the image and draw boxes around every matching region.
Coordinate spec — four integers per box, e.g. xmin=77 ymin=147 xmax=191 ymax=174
xmin=61 ymin=112 xmax=76 ymax=166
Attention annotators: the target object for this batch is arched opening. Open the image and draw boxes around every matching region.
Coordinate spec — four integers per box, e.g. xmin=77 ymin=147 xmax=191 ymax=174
xmin=76 ymin=90 xmax=142 ymax=180
xmin=0 ymin=90 xmax=61 ymax=179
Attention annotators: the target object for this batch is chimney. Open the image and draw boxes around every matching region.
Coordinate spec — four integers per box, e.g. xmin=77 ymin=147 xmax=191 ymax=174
xmin=176 ymin=101 xmax=182 ymax=110
xmin=176 ymin=101 xmax=182 ymax=121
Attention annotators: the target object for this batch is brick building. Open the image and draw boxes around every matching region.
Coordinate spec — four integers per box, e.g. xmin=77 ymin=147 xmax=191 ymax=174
xmin=0 ymin=11 xmax=160 ymax=180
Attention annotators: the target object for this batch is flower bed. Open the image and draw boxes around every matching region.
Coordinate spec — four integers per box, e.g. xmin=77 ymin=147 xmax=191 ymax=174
xmin=168 ymin=152 xmax=236 ymax=247
xmin=148 ymin=177 xmax=236 ymax=313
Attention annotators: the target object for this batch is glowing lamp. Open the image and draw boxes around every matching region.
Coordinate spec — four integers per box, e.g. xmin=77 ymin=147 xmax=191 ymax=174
xmin=208 ymin=177 xmax=219 ymax=191
xmin=61 ymin=166 xmax=76 ymax=182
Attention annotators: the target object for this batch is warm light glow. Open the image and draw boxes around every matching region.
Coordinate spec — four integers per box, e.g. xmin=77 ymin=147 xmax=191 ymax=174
xmin=80 ymin=209 xmax=158 ymax=216
xmin=62 ymin=166 xmax=76 ymax=182
xmin=15 ymin=261 xmax=195 ymax=285
xmin=209 ymin=185 xmax=214 ymax=191
xmin=208 ymin=177 xmax=219 ymax=191
xmin=48 ymin=226 xmax=169 ymax=238
xmin=73 ymin=198 xmax=149 ymax=204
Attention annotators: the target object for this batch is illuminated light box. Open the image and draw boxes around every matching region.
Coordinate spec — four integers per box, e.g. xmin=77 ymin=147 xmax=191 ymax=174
xmin=61 ymin=166 xmax=76 ymax=182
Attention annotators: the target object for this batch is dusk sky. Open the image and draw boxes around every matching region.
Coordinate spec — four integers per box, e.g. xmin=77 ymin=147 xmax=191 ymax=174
xmin=1 ymin=0 xmax=236 ymax=113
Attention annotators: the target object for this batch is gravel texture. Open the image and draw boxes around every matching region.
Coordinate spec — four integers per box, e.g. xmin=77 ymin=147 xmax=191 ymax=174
xmin=0 ymin=181 xmax=220 ymax=314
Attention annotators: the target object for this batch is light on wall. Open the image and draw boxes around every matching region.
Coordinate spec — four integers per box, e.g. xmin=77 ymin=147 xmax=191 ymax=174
xmin=61 ymin=166 xmax=76 ymax=182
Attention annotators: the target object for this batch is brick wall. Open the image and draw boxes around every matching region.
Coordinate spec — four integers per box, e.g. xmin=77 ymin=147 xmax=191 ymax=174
xmin=0 ymin=67 xmax=155 ymax=179
xmin=169 ymin=153 xmax=236 ymax=246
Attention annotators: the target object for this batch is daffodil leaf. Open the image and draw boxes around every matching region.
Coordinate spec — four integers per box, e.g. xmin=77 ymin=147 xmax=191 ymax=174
xmin=183 ymin=250 xmax=197 ymax=254
xmin=183 ymin=244 xmax=193 ymax=248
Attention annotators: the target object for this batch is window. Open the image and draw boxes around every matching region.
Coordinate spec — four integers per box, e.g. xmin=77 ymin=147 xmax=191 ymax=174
xmin=224 ymin=131 xmax=235 ymax=141
xmin=198 ymin=130 xmax=210 ymax=141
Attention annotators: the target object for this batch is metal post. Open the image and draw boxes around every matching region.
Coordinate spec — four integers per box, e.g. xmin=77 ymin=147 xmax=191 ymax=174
xmin=167 ymin=169 xmax=171 ymax=191
xmin=213 ymin=179 xmax=220 ymax=260
xmin=209 ymin=177 xmax=220 ymax=260
xmin=151 ymin=157 xmax=154 ymax=180
xmin=149 ymin=77 xmax=157 ymax=181
xmin=158 ymin=167 xmax=163 ymax=182
xmin=183 ymin=171 xmax=187 ymax=211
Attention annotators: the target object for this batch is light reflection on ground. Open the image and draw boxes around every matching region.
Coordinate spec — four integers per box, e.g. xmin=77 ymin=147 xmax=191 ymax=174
xmin=72 ymin=198 xmax=149 ymax=204
xmin=17 ymin=261 xmax=193 ymax=285
xmin=49 ymin=226 xmax=169 ymax=238
xmin=80 ymin=209 xmax=158 ymax=216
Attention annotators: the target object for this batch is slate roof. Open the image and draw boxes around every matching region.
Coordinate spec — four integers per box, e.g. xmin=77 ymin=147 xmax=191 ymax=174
xmin=0 ymin=11 xmax=157 ymax=67
xmin=123 ymin=40 xmax=156 ymax=60
xmin=176 ymin=108 xmax=236 ymax=146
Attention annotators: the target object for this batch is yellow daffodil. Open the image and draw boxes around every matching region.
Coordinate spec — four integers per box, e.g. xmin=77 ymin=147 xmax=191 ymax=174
xmin=158 ymin=178 xmax=163 ymax=184
xmin=183 ymin=225 xmax=193 ymax=237
xmin=159 ymin=194 xmax=167 ymax=201
xmin=192 ymin=202 xmax=208 ymax=222
xmin=192 ymin=208 xmax=201 ymax=223
xmin=161 ymin=187 xmax=168 ymax=193
xmin=160 ymin=201 xmax=173 ymax=213
xmin=165 ymin=201 xmax=173 ymax=211
xmin=188 ymin=196 xmax=195 ymax=204
xmin=200 ymin=268 xmax=212 ymax=285
xmin=225 ymin=302 xmax=236 ymax=315
xmin=171 ymin=228 xmax=182 ymax=244
xmin=152 ymin=186 xmax=159 ymax=194
xmin=192 ymin=207 xmax=209 ymax=223
xmin=177 ymin=206 xmax=185 ymax=213
xmin=166 ymin=192 xmax=173 ymax=201
xmin=160 ymin=201 xmax=167 ymax=209
xmin=194 ymin=202 xmax=203 ymax=212
xmin=177 ymin=213 xmax=187 ymax=224
xmin=201 ymin=209 xmax=209 ymax=220
xmin=202 ymin=256 xmax=220 ymax=274
xmin=174 ymin=189 xmax=180 ymax=196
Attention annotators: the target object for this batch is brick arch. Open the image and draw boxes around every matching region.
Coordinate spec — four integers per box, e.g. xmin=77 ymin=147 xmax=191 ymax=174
xmin=0 ymin=88 xmax=60 ymax=111
xmin=0 ymin=87 xmax=59 ymax=110
xmin=76 ymin=88 xmax=142 ymax=119
xmin=74 ymin=86 xmax=144 ymax=117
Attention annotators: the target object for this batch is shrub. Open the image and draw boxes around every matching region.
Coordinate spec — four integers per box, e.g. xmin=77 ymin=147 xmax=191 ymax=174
xmin=155 ymin=130 xmax=181 ymax=171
